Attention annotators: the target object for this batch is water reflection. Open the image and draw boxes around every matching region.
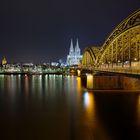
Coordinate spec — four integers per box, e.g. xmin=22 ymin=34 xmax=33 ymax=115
xmin=24 ymin=74 xmax=29 ymax=101
xmin=48 ymin=75 xmax=56 ymax=93
xmin=31 ymin=75 xmax=43 ymax=94
xmin=83 ymin=91 xmax=95 ymax=120
xmin=83 ymin=92 xmax=91 ymax=108
xmin=77 ymin=77 xmax=81 ymax=94
xmin=0 ymin=75 xmax=4 ymax=93
xmin=138 ymin=95 xmax=140 ymax=125
xmin=6 ymin=75 xmax=19 ymax=101
xmin=0 ymin=75 xmax=22 ymax=113
xmin=0 ymin=75 xmax=140 ymax=139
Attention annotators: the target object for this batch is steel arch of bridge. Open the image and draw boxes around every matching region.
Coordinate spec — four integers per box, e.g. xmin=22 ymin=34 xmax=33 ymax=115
xmin=82 ymin=9 xmax=140 ymax=73
xmin=82 ymin=47 xmax=100 ymax=67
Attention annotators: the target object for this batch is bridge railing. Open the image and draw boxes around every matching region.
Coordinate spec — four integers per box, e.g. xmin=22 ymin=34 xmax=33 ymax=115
xmin=96 ymin=67 xmax=140 ymax=75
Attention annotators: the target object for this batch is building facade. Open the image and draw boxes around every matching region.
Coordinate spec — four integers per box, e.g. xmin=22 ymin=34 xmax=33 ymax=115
xmin=67 ymin=39 xmax=82 ymax=66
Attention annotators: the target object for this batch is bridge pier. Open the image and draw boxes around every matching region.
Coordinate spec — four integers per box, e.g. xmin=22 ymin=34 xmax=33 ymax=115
xmin=77 ymin=69 xmax=81 ymax=77
xmin=86 ymin=74 xmax=94 ymax=89
xmin=80 ymin=71 xmax=125 ymax=90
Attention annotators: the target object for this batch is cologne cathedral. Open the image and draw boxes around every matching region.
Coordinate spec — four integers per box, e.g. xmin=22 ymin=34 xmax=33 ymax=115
xmin=67 ymin=39 xmax=82 ymax=66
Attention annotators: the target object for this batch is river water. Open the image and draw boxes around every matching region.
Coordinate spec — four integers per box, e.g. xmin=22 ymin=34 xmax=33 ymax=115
xmin=0 ymin=74 xmax=140 ymax=140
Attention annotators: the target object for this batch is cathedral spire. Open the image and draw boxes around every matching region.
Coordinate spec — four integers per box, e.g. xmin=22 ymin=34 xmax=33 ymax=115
xmin=75 ymin=38 xmax=80 ymax=55
xmin=69 ymin=39 xmax=74 ymax=55
xmin=75 ymin=38 xmax=79 ymax=49
xmin=67 ymin=38 xmax=82 ymax=66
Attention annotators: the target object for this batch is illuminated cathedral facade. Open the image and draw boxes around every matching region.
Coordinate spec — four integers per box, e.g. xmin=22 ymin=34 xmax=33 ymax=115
xmin=67 ymin=39 xmax=82 ymax=66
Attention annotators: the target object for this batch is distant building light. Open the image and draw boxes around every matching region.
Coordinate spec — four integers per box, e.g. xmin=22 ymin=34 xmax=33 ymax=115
xmin=22 ymin=63 xmax=34 ymax=66
xmin=51 ymin=62 xmax=59 ymax=66
xmin=2 ymin=56 xmax=7 ymax=65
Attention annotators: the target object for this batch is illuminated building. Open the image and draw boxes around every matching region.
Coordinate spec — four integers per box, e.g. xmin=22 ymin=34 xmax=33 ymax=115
xmin=2 ymin=56 xmax=7 ymax=65
xmin=67 ymin=39 xmax=83 ymax=66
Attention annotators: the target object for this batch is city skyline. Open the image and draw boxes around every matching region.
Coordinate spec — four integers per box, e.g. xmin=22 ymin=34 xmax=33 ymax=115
xmin=0 ymin=0 xmax=140 ymax=63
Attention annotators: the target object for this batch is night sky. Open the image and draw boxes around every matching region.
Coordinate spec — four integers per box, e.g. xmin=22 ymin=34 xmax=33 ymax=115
xmin=0 ymin=0 xmax=140 ymax=63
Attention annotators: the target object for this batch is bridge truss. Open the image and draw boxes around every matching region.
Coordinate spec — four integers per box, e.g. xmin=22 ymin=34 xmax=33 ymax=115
xmin=82 ymin=9 xmax=140 ymax=74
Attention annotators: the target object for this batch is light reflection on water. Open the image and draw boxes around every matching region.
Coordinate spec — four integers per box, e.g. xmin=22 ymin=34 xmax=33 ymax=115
xmin=0 ymin=75 xmax=4 ymax=92
xmin=31 ymin=75 xmax=43 ymax=94
xmin=6 ymin=75 xmax=20 ymax=103
xmin=83 ymin=91 xmax=96 ymax=127
xmin=138 ymin=95 xmax=140 ymax=125
xmin=83 ymin=92 xmax=91 ymax=108
xmin=0 ymin=75 xmax=140 ymax=140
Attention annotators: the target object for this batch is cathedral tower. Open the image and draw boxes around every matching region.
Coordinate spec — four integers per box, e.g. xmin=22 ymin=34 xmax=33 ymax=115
xmin=67 ymin=39 xmax=82 ymax=66
xmin=75 ymin=39 xmax=80 ymax=56
xmin=69 ymin=39 xmax=74 ymax=56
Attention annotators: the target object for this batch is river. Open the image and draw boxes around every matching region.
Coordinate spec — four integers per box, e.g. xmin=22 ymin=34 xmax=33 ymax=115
xmin=0 ymin=74 xmax=140 ymax=140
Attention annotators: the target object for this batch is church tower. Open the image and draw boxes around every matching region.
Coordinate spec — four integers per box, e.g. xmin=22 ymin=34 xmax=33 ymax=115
xmin=69 ymin=39 xmax=74 ymax=56
xmin=75 ymin=39 xmax=80 ymax=56
xmin=67 ymin=39 xmax=83 ymax=66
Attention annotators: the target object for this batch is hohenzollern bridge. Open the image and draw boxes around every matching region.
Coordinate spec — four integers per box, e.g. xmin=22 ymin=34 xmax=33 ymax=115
xmin=81 ymin=9 xmax=140 ymax=75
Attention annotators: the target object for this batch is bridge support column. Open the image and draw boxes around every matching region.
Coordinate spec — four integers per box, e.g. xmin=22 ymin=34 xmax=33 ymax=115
xmin=86 ymin=74 xmax=93 ymax=89
xmin=77 ymin=70 xmax=81 ymax=77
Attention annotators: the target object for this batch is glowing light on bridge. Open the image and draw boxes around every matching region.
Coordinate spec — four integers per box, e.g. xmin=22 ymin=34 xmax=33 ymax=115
xmin=86 ymin=74 xmax=93 ymax=89
xmin=77 ymin=70 xmax=81 ymax=77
